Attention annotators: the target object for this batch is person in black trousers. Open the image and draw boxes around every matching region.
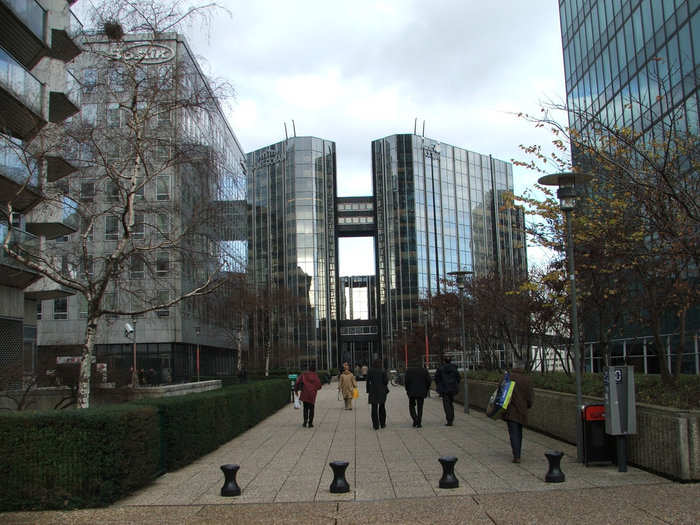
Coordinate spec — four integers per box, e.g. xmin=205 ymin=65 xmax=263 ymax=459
xmin=434 ymin=356 xmax=461 ymax=426
xmin=366 ymin=358 xmax=389 ymax=429
xmin=404 ymin=359 xmax=432 ymax=427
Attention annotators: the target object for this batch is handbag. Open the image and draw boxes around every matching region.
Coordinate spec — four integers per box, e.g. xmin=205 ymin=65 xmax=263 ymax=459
xmin=293 ymin=392 xmax=300 ymax=409
xmin=487 ymin=372 xmax=516 ymax=419
xmin=352 ymin=387 xmax=359 ymax=399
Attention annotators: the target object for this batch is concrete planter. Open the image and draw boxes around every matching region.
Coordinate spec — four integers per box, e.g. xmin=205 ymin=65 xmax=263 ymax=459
xmin=463 ymin=380 xmax=700 ymax=481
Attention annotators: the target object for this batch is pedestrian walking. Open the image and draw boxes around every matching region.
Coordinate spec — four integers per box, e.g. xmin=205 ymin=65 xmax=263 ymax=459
xmin=338 ymin=362 xmax=357 ymax=410
xmin=366 ymin=358 xmax=389 ymax=429
xmin=503 ymin=359 xmax=534 ymax=463
xmin=294 ymin=365 xmax=323 ymax=427
xmin=434 ymin=356 xmax=461 ymax=426
xmin=404 ymin=359 xmax=431 ymax=428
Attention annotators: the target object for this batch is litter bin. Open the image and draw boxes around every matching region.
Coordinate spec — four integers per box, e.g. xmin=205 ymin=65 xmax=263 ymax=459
xmin=581 ymin=404 xmax=616 ymax=466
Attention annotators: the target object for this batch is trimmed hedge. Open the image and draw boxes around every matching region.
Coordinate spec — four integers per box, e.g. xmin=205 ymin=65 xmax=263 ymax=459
xmin=0 ymin=379 xmax=288 ymax=511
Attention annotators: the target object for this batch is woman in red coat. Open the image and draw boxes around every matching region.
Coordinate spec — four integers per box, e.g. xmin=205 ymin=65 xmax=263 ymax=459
xmin=294 ymin=365 xmax=322 ymax=427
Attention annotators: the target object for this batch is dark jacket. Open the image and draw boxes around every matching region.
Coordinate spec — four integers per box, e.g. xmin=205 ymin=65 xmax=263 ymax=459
xmin=404 ymin=366 xmax=431 ymax=398
xmin=434 ymin=362 xmax=461 ymax=396
xmin=366 ymin=367 xmax=389 ymax=405
xmin=294 ymin=371 xmax=322 ymax=404
xmin=503 ymin=369 xmax=534 ymax=425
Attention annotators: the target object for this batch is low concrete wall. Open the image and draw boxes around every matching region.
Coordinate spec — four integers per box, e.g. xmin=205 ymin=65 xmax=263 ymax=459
xmin=0 ymin=380 xmax=222 ymax=410
xmin=463 ymin=380 xmax=700 ymax=481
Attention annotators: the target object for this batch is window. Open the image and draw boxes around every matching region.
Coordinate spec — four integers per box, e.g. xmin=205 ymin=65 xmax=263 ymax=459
xmin=156 ymin=213 xmax=169 ymax=235
xmin=134 ymin=176 xmax=144 ymax=200
xmin=156 ymin=142 xmax=170 ymax=163
xmin=54 ymin=297 xmax=68 ymax=320
xmin=106 ymin=180 xmax=120 ymax=201
xmin=156 ymin=251 xmax=170 ymax=276
xmin=104 ymin=292 xmax=118 ymax=319
xmin=156 ymin=290 xmax=170 ymax=317
xmin=80 ymin=255 xmax=93 ymax=278
xmin=131 ymin=291 xmax=145 ymax=318
xmin=106 ymin=215 xmax=119 ymax=240
xmin=157 ymin=107 xmax=171 ymax=127
xmin=156 ymin=175 xmax=170 ymax=201
xmin=78 ymin=295 xmax=88 ymax=319
xmin=80 ymin=180 xmax=95 ymax=202
xmin=82 ymin=104 xmax=97 ymax=125
xmin=37 ymin=301 xmax=42 ymax=321
xmin=133 ymin=213 xmax=145 ymax=239
xmin=129 ymin=254 xmax=145 ymax=279
xmin=108 ymin=67 xmax=124 ymax=92
xmin=83 ymin=68 xmax=97 ymax=93
xmin=107 ymin=103 xmax=122 ymax=127
xmin=61 ymin=255 xmax=77 ymax=279
xmin=106 ymin=142 xmax=119 ymax=162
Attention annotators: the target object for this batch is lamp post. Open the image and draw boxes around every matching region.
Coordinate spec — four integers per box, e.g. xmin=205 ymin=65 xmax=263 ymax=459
xmin=196 ymin=326 xmax=201 ymax=382
xmin=125 ymin=320 xmax=137 ymax=386
xmin=538 ymin=172 xmax=592 ymax=462
xmin=448 ymin=270 xmax=473 ymax=414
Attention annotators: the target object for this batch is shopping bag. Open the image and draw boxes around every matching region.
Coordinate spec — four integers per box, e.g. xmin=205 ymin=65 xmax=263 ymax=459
xmin=352 ymin=387 xmax=359 ymax=399
xmin=293 ymin=393 xmax=300 ymax=409
xmin=487 ymin=372 xmax=516 ymax=419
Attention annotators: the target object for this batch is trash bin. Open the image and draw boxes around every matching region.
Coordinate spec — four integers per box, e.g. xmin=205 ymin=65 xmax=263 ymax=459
xmin=582 ymin=404 xmax=616 ymax=466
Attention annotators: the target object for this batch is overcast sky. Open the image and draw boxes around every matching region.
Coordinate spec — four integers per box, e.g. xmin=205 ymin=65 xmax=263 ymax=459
xmin=185 ymin=0 xmax=567 ymax=274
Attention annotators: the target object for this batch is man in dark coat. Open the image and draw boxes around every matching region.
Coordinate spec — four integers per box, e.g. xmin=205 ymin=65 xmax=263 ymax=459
xmin=366 ymin=358 xmax=389 ymax=429
xmin=503 ymin=359 xmax=535 ymax=463
xmin=434 ymin=356 xmax=461 ymax=426
xmin=294 ymin=365 xmax=322 ymax=427
xmin=404 ymin=359 xmax=432 ymax=428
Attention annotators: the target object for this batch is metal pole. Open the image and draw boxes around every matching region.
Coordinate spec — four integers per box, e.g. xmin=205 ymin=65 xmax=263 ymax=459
xmin=459 ymin=288 xmax=469 ymax=414
xmin=132 ymin=321 xmax=137 ymax=386
xmin=565 ymin=208 xmax=584 ymax=462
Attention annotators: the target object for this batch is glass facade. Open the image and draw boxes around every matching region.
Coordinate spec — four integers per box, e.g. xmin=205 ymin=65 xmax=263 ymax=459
xmin=372 ymin=134 xmax=527 ymax=355
xmin=246 ymin=137 xmax=337 ymax=370
xmin=560 ymin=0 xmax=699 ymax=135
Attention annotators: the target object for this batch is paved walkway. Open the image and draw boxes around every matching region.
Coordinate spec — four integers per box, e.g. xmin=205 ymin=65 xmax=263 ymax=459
xmin=4 ymin=381 xmax=699 ymax=524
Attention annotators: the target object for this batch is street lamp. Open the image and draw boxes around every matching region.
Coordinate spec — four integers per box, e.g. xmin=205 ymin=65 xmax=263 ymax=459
xmin=448 ymin=270 xmax=474 ymax=414
xmin=538 ymin=171 xmax=592 ymax=462
xmin=125 ymin=321 xmax=137 ymax=386
xmin=196 ymin=326 xmax=201 ymax=382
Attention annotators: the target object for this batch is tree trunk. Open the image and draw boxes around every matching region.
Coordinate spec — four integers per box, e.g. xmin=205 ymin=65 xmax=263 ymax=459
xmin=77 ymin=318 xmax=99 ymax=408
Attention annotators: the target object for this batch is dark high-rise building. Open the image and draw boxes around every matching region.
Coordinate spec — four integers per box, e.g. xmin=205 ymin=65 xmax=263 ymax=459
xmin=559 ymin=0 xmax=699 ymax=134
xmin=558 ymin=0 xmax=699 ymax=372
xmin=372 ymin=134 xmax=527 ymax=367
xmin=246 ymin=137 xmax=337 ymax=370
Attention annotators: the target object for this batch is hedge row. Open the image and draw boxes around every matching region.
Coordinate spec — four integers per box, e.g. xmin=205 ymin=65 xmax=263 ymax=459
xmin=0 ymin=379 xmax=288 ymax=511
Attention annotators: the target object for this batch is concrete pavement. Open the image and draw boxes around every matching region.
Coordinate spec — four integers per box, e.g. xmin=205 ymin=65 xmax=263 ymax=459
xmin=3 ymin=381 xmax=698 ymax=524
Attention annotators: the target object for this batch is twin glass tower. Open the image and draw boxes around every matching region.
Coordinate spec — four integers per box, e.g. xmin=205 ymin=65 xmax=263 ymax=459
xmin=246 ymin=134 xmax=527 ymax=371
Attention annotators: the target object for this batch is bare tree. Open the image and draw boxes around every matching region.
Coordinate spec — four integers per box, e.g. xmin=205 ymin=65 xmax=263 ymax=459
xmin=1 ymin=1 xmax=241 ymax=407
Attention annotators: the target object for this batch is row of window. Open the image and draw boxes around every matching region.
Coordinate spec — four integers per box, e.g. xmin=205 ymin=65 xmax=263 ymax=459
xmin=43 ymin=291 xmax=171 ymax=321
xmin=79 ymin=175 xmax=171 ymax=203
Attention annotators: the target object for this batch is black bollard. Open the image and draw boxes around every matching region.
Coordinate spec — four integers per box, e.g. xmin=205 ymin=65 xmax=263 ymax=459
xmin=220 ymin=464 xmax=242 ymax=496
xmin=438 ymin=456 xmax=459 ymax=488
xmin=329 ymin=460 xmax=350 ymax=493
xmin=544 ymin=451 xmax=565 ymax=483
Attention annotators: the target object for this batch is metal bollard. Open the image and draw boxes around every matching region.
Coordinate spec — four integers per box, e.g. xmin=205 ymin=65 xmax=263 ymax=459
xmin=220 ymin=464 xmax=242 ymax=496
xmin=329 ymin=460 xmax=350 ymax=493
xmin=544 ymin=451 xmax=565 ymax=483
xmin=438 ymin=456 xmax=459 ymax=488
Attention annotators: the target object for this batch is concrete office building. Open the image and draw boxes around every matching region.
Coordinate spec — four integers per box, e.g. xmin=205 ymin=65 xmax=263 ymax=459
xmin=35 ymin=32 xmax=246 ymax=383
xmin=558 ymin=0 xmax=699 ymax=372
xmin=1 ymin=0 xmax=81 ymax=389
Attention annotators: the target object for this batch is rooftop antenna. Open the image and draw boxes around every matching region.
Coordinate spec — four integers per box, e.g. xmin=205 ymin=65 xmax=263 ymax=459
xmin=284 ymin=122 xmax=288 ymax=141
xmin=292 ymin=119 xmax=297 ymax=137
xmin=422 ymin=120 xmax=426 ymax=139
xmin=414 ymin=118 xmax=417 ymax=135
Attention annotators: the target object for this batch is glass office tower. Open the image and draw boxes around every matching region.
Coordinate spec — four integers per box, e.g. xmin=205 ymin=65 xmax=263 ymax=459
xmin=372 ymin=134 xmax=527 ymax=363
xmin=246 ymin=137 xmax=337 ymax=370
xmin=559 ymin=0 xmax=699 ymax=134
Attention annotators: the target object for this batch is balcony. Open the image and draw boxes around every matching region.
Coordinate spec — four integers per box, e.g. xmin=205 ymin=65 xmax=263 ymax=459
xmin=24 ymin=276 xmax=75 ymax=300
xmin=0 ymin=223 xmax=41 ymax=289
xmin=48 ymin=10 xmax=81 ymax=63
xmin=0 ymin=140 xmax=41 ymax=212
xmin=46 ymin=153 xmax=76 ymax=182
xmin=0 ymin=47 xmax=46 ymax=140
xmin=0 ymin=0 xmax=48 ymax=70
xmin=25 ymin=194 xmax=78 ymax=239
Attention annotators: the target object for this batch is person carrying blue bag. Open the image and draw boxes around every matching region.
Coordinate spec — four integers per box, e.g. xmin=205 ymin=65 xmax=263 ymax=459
xmin=502 ymin=359 xmax=534 ymax=463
